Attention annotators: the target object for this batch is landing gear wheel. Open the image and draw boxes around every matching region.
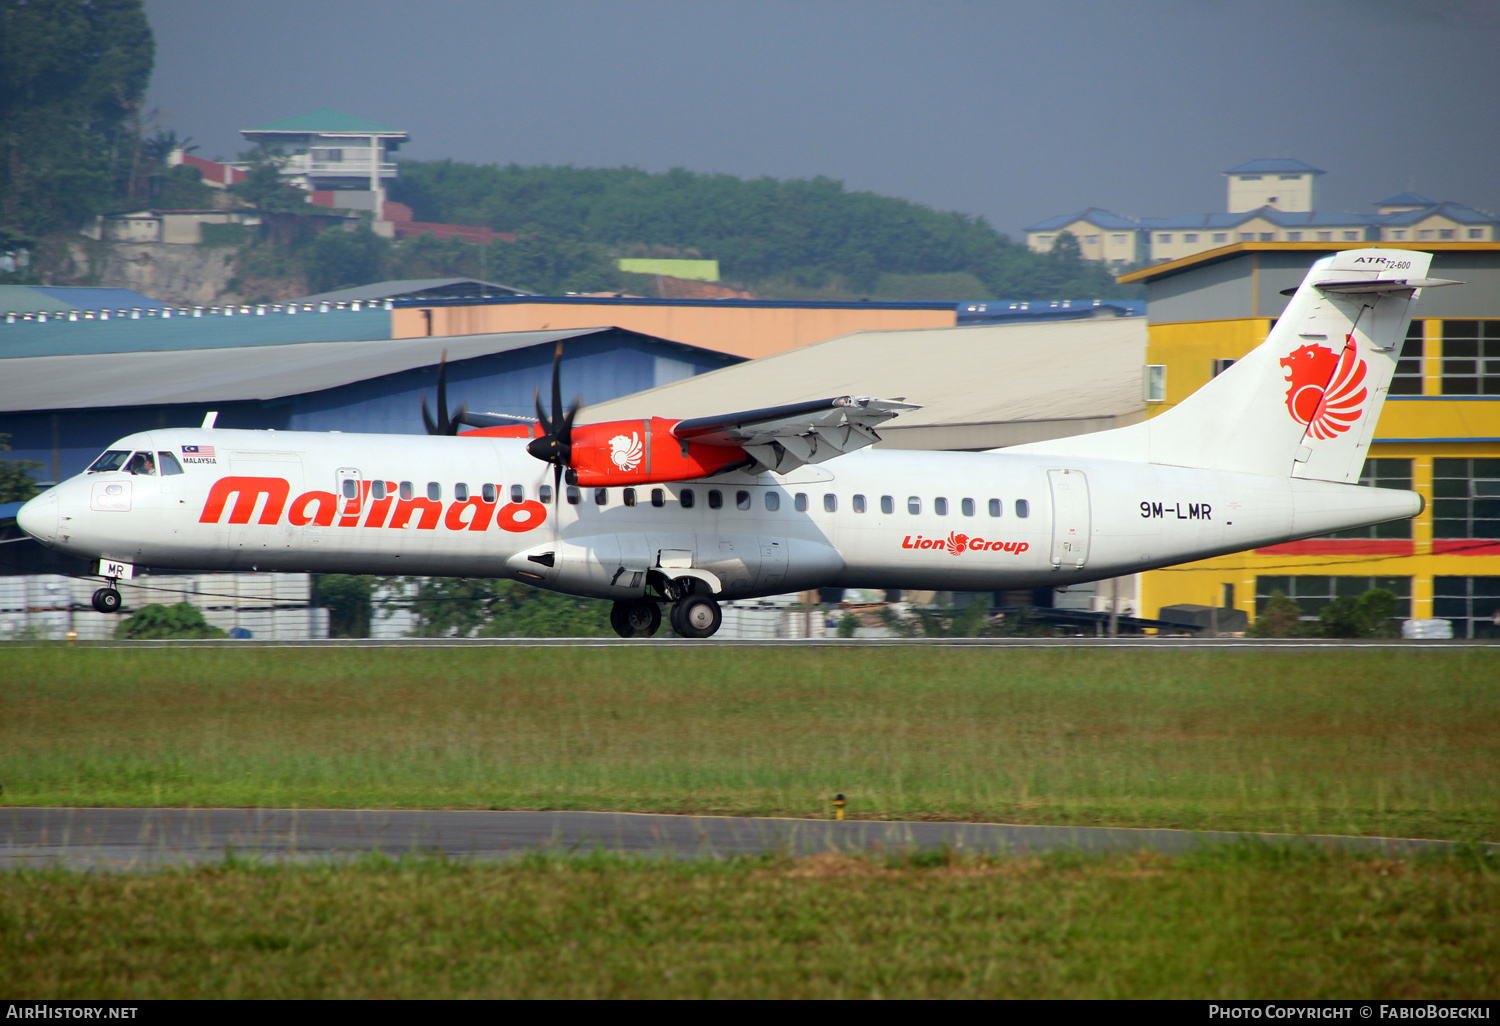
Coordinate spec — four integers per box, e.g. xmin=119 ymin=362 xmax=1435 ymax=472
xmin=610 ymin=599 xmax=662 ymax=638
xmin=671 ymin=595 xmax=722 ymax=639
xmin=92 ymin=587 xmax=121 ymax=614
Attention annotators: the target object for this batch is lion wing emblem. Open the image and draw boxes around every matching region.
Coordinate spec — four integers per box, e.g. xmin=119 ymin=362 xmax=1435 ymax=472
xmin=1280 ymin=337 xmax=1367 ymax=440
xmin=609 ymin=432 xmax=644 ymax=472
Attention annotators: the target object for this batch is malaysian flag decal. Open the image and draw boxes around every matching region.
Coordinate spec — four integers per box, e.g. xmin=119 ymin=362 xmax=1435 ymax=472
xmin=182 ymin=444 xmax=216 ymax=456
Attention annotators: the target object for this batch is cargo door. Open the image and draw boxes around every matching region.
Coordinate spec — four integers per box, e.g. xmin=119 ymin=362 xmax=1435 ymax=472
xmin=1047 ymin=468 xmax=1091 ymax=570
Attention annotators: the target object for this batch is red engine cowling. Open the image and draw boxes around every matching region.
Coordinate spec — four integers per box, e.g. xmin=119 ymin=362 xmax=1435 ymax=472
xmin=569 ymin=418 xmax=748 ymax=486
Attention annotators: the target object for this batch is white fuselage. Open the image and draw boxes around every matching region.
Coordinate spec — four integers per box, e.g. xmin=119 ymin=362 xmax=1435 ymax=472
xmin=19 ymin=427 xmax=1423 ymax=601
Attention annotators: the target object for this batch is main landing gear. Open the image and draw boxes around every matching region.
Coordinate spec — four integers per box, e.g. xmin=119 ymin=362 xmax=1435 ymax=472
xmin=608 ymin=593 xmax=724 ymax=639
xmin=91 ymin=587 xmax=122 ymax=614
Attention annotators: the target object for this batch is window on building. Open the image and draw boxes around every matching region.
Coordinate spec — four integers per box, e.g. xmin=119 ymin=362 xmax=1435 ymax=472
xmin=1084 ymin=234 xmax=1099 ymax=245
xmin=1433 ymin=577 xmax=1500 ymax=638
xmin=311 ymin=148 xmax=344 ymax=162
xmin=1316 ymin=231 xmax=1332 ymax=241
xmin=1037 ymin=235 xmax=1053 ymax=245
xmin=908 ymin=496 xmax=921 ymax=515
xmin=1256 ymin=575 xmax=1412 ymax=620
xmin=680 ymin=488 xmax=695 ymax=509
xmin=1343 ymin=231 xmax=1360 ymax=241
xmin=1390 ymin=230 xmax=1407 ymax=240
xmin=1439 ymin=229 xmax=1455 ymax=239
xmin=1433 ymin=458 xmax=1500 ymax=539
xmin=1390 ymin=321 xmax=1424 ymax=395
xmin=1418 ymin=229 xmax=1435 ymax=240
xmin=1259 ymin=233 xmax=1275 ymax=242
xmin=623 ymin=488 xmax=636 ymax=507
xmin=961 ymin=498 xmax=975 ymax=516
xmin=794 ymin=492 xmax=808 ymax=512
xmin=1239 ymin=174 xmax=1262 ymax=181
xmin=1184 ymin=233 xmax=1199 ymax=243
xmin=1286 ymin=231 xmax=1302 ymax=241
xmin=651 ymin=488 xmax=665 ymax=507
xmin=1279 ymin=174 xmax=1301 ymax=181
xmin=880 ymin=495 xmax=894 ymax=514
xmin=707 ymin=489 xmax=722 ymax=509
xmin=736 ymin=490 xmax=751 ymax=510
xmin=1157 ymin=233 xmax=1172 ymax=243
xmin=1146 ymin=365 xmax=1167 ymax=402
xmin=1469 ymin=228 xmax=1486 ymax=240
xmin=1212 ymin=358 xmax=1237 ymax=377
xmin=1212 ymin=233 xmax=1228 ymax=243
xmin=1325 ymin=460 xmax=1414 ymax=539
xmin=1015 ymin=499 xmax=1030 ymax=518
xmin=989 ymin=498 xmax=1002 ymax=517
xmin=852 ymin=494 xmax=866 ymax=513
xmin=824 ymin=493 xmax=837 ymax=513
xmin=1440 ymin=320 xmax=1500 ymax=395
xmin=1239 ymin=232 xmax=1255 ymax=242
xmin=1111 ymin=234 xmax=1127 ymax=244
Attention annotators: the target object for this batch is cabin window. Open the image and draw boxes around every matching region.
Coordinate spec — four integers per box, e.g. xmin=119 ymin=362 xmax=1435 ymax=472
xmin=566 ymin=486 xmax=581 ymax=505
xmin=908 ymin=496 xmax=921 ymax=515
xmin=934 ymin=497 xmax=949 ymax=516
xmin=881 ymin=495 xmax=894 ymax=514
xmin=125 ymin=451 xmax=156 ymax=475
xmin=399 ymin=481 xmax=413 ymax=500
xmin=736 ymin=490 xmax=751 ymax=510
xmin=454 ymin=483 xmax=468 ymax=501
xmin=623 ymin=487 xmax=637 ymax=507
xmin=988 ymin=498 xmax=1002 ymax=517
xmin=510 ymin=484 xmax=524 ymax=503
xmin=852 ymin=494 xmax=866 ymax=513
xmin=961 ymin=498 xmax=975 ymax=517
xmin=824 ymin=494 xmax=837 ymax=513
xmin=594 ymin=488 xmax=608 ymax=506
xmin=651 ymin=488 xmax=665 ymax=508
xmin=681 ymin=488 xmax=695 ymax=509
xmin=539 ymin=484 xmax=553 ymax=504
xmin=765 ymin=491 xmax=780 ymax=511
xmin=794 ymin=493 xmax=808 ymax=512
xmin=156 ymin=452 xmax=184 ymax=476
xmin=427 ymin=482 xmax=441 ymax=501
xmin=708 ymin=489 xmax=723 ymax=509
xmin=371 ymin=480 xmax=387 ymax=500
xmin=482 ymin=483 xmax=496 ymax=503
xmin=1015 ymin=499 xmax=1030 ymax=518
xmin=88 ymin=450 xmax=131 ymax=473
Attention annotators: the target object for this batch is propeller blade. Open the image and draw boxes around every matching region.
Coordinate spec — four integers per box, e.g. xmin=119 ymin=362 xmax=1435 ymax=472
xmin=449 ymin=402 xmax=468 ymax=435
xmin=550 ymin=341 xmax=564 ymax=437
xmin=421 ymin=393 xmax=439 ymax=436
xmin=534 ymin=385 xmax=550 ymax=433
xmin=553 ymin=462 xmax=563 ymax=503
xmin=435 ymin=350 xmax=450 ymax=435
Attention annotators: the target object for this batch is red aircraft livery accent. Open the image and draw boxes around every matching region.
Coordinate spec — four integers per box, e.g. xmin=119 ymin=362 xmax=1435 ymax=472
xmin=199 ymin=477 xmax=547 ymax=533
xmin=1280 ymin=337 xmax=1368 ymax=440
xmin=903 ymin=532 xmax=1030 ymax=555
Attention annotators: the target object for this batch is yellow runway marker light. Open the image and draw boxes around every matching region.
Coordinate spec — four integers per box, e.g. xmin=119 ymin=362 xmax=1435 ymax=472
xmin=832 ymin=794 xmax=846 ymax=821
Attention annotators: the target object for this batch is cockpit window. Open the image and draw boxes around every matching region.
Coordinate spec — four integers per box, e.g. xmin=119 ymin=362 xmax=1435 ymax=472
xmin=157 ymin=452 xmax=184 ymax=476
xmin=125 ymin=451 xmax=156 ymax=476
xmin=88 ymin=450 xmax=130 ymax=473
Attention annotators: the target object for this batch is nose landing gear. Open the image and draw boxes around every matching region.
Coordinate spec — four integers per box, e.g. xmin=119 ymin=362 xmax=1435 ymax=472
xmin=91 ymin=587 xmax=122 ymax=614
xmin=609 ymin=598 xmax=662 ymax=638
xmin=669 ymin=594 xmax=722 ymax=639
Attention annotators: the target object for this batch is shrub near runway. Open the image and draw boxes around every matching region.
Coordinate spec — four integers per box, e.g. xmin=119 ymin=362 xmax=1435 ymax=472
xmin=3 ymin=647 xmax=1498 ymax=841
xmin=2 ymin=848 xmax=1497 ymax=999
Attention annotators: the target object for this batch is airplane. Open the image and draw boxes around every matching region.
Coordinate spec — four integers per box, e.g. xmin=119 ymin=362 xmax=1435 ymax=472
xmin=14 ymin=248 xmax=1459 ymax=638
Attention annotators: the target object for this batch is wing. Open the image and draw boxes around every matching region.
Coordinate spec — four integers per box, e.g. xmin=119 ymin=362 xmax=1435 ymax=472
xmin=670 ymin=395 xmax=921 ymax=473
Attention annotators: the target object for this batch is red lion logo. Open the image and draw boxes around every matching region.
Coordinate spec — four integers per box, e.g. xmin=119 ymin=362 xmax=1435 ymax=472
xmin=1280 ymin=337 xmax=1367 ymax=440
xmin=946 ymin=532 xmax=968 ymax=556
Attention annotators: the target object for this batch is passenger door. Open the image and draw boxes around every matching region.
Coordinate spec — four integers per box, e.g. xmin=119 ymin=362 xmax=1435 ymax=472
xmin=1047 ymin=469 xmax=1091 ymax=570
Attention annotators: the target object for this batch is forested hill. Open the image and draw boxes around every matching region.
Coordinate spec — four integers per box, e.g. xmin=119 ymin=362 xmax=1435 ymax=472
xmin=391 ymin=161 xmax=1137 ymax=300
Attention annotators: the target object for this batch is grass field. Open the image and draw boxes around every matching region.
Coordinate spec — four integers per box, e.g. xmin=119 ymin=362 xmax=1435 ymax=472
xmin=2 ymin=846 xmax=1496 ymax=998
xmin=3 ymin=646 xmax=1497 ymax=841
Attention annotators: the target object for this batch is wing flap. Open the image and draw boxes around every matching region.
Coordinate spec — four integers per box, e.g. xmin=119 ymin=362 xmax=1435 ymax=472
xmin=670 ymin=395 xmax=921 ymax=473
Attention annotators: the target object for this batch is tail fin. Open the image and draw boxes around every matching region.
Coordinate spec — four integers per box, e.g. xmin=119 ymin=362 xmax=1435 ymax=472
xmin=1012 ymin=248 xmax=1459 ymax=482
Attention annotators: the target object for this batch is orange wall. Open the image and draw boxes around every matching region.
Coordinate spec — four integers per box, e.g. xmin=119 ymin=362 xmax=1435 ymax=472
xmin=392 ymin=302 xmax=956 ymax=359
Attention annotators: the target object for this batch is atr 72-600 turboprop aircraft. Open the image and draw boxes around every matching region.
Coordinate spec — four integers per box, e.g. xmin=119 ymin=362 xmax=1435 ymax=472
xmin=15 ymin=249 xmax=1458 ymax=637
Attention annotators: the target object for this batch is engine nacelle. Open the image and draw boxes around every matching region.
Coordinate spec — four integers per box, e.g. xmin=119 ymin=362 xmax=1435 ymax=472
xmin=568 ymin=418 xmax=749 ymax=487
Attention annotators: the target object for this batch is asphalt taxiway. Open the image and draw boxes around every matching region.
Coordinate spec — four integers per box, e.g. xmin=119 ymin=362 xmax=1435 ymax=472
xmin=1 ymin=807 xmax=1488 ymax=870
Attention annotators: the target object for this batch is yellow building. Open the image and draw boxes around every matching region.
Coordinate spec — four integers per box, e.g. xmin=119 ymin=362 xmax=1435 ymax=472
xmin=1120 ymin=241 xmax=1500 ymax=638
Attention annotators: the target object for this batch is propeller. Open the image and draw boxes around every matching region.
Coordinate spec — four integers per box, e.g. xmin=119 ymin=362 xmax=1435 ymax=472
xmin=421 ymin=351 xmax=468 ymax=436
xmin=526 ymin=340 xmax=583 ymax=497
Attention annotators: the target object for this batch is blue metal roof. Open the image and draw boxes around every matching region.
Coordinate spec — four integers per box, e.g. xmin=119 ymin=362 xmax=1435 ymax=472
xmin=1024 ymin=207 xmax=1140 ymax=232
xmin=957 ymin=298 xmax=1144 ymax=323
xmin=1224 ymin=159 xmax=1324 ymax=175
xmin=0 ymin=305 xmax=391 ymax=359
xmin=1380 ymin=202 xmax=1497 ymax=226
xmin=394 ymin=294 xmax=956 ymax=312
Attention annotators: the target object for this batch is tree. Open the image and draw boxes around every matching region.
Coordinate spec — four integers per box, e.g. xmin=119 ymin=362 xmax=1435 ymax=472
xmin=1319 ymin=588 xmax=1399 ymax=639
xmin=152 ymin=163 xmax=212 ymax=209
xmin=0 ymin=433 xmax=43 ymax=502
xmin=312 ymin=574 xmax=373 ymax=638
xmin=382 ymin=576 xmax=612 ymax=638
xmin=302 ymin=224 xmax=390 ymax=293
xmin=114 ymin=602 xmax=227 ymax=640
xmin=0 ymin=0 xmax=154 ymax=237
xmin=1248 ymin=590 xmax=1307 ymax=637
xmin=228 ymin=146 xmax=308 ymax=214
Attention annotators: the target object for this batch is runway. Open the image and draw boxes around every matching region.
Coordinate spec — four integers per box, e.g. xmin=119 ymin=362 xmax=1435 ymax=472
xmin=38 ymin=637 xmax=1498 ymax=649
xmin=2 ymin=807 xmax=1488 ymax=870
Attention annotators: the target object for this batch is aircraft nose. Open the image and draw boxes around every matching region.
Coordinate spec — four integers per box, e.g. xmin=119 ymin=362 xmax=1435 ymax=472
xmin=15 ymin=490 xmax=59 ymax=544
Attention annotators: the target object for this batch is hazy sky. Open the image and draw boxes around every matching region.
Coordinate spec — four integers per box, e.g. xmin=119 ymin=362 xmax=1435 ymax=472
xmin=143 ymin=0 xmax=1500 ymax=237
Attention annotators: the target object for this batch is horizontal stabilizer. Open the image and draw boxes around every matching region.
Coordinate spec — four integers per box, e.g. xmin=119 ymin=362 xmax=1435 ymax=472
xmin=1280 ymin=277 xmax=1462 ymax=297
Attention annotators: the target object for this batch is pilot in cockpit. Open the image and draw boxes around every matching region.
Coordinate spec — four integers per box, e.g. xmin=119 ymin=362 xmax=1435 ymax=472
xmin=125 ymin=451 xmax=155 ymax=476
